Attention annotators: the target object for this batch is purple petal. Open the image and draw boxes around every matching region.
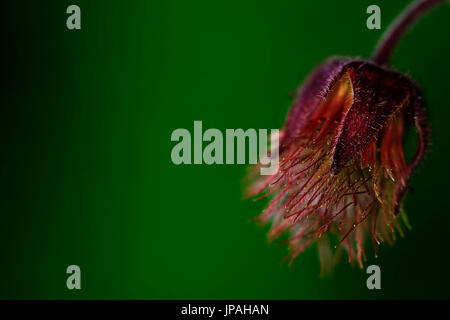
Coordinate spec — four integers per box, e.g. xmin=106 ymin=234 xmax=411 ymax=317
xmin=331 ymin=62 xmax=412 ymax=173
xmin=282 ymin=57 xmax=356 ymax=151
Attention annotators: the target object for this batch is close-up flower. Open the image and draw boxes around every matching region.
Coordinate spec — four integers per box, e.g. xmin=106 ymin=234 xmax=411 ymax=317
xmin=246 ymin=0 xmax=444 ymax=273
xmin=3 ymin=0 xmax=450 ymax=304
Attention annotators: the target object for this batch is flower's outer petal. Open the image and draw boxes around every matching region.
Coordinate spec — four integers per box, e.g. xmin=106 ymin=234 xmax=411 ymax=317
xmin=393 ymin=86 xmax=430 ymax=213
xmin=331 ymin=62 xmax=412 ymax=174
xmin=408 ymin=86 xmax=430 ymax=174
xmin=282 ymin=57 xmax=358 ymax=152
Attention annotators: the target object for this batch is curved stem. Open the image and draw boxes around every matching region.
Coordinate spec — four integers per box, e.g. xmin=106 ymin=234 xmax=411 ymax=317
xmin=372 ymin=0 xmax=446 ymax=65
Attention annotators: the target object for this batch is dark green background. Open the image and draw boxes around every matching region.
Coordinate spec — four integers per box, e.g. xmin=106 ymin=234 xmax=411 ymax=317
xmin=1 ymin=0 xmax=449 ymax=299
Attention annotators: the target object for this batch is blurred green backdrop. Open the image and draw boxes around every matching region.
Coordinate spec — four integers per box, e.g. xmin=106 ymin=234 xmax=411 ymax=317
xmin=1 ymin=0 xmax=449 ymax=299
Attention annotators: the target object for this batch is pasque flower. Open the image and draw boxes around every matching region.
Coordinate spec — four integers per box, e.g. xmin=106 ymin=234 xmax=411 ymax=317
xmin=246 ymin=0 xmax=444 ymax=272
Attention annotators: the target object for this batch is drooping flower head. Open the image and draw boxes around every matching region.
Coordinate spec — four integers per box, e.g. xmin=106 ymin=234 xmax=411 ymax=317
xmin=246 ymin=0 xmax=443 ymax=272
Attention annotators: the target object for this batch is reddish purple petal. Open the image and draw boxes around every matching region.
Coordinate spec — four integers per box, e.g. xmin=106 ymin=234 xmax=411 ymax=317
xmin=393 ymin=86 xmax=430 ymax=213
xmin=331 ymin=62 xmax=412 ymax=173
xmin=282 ymin=57 xmax=357 ymax=151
